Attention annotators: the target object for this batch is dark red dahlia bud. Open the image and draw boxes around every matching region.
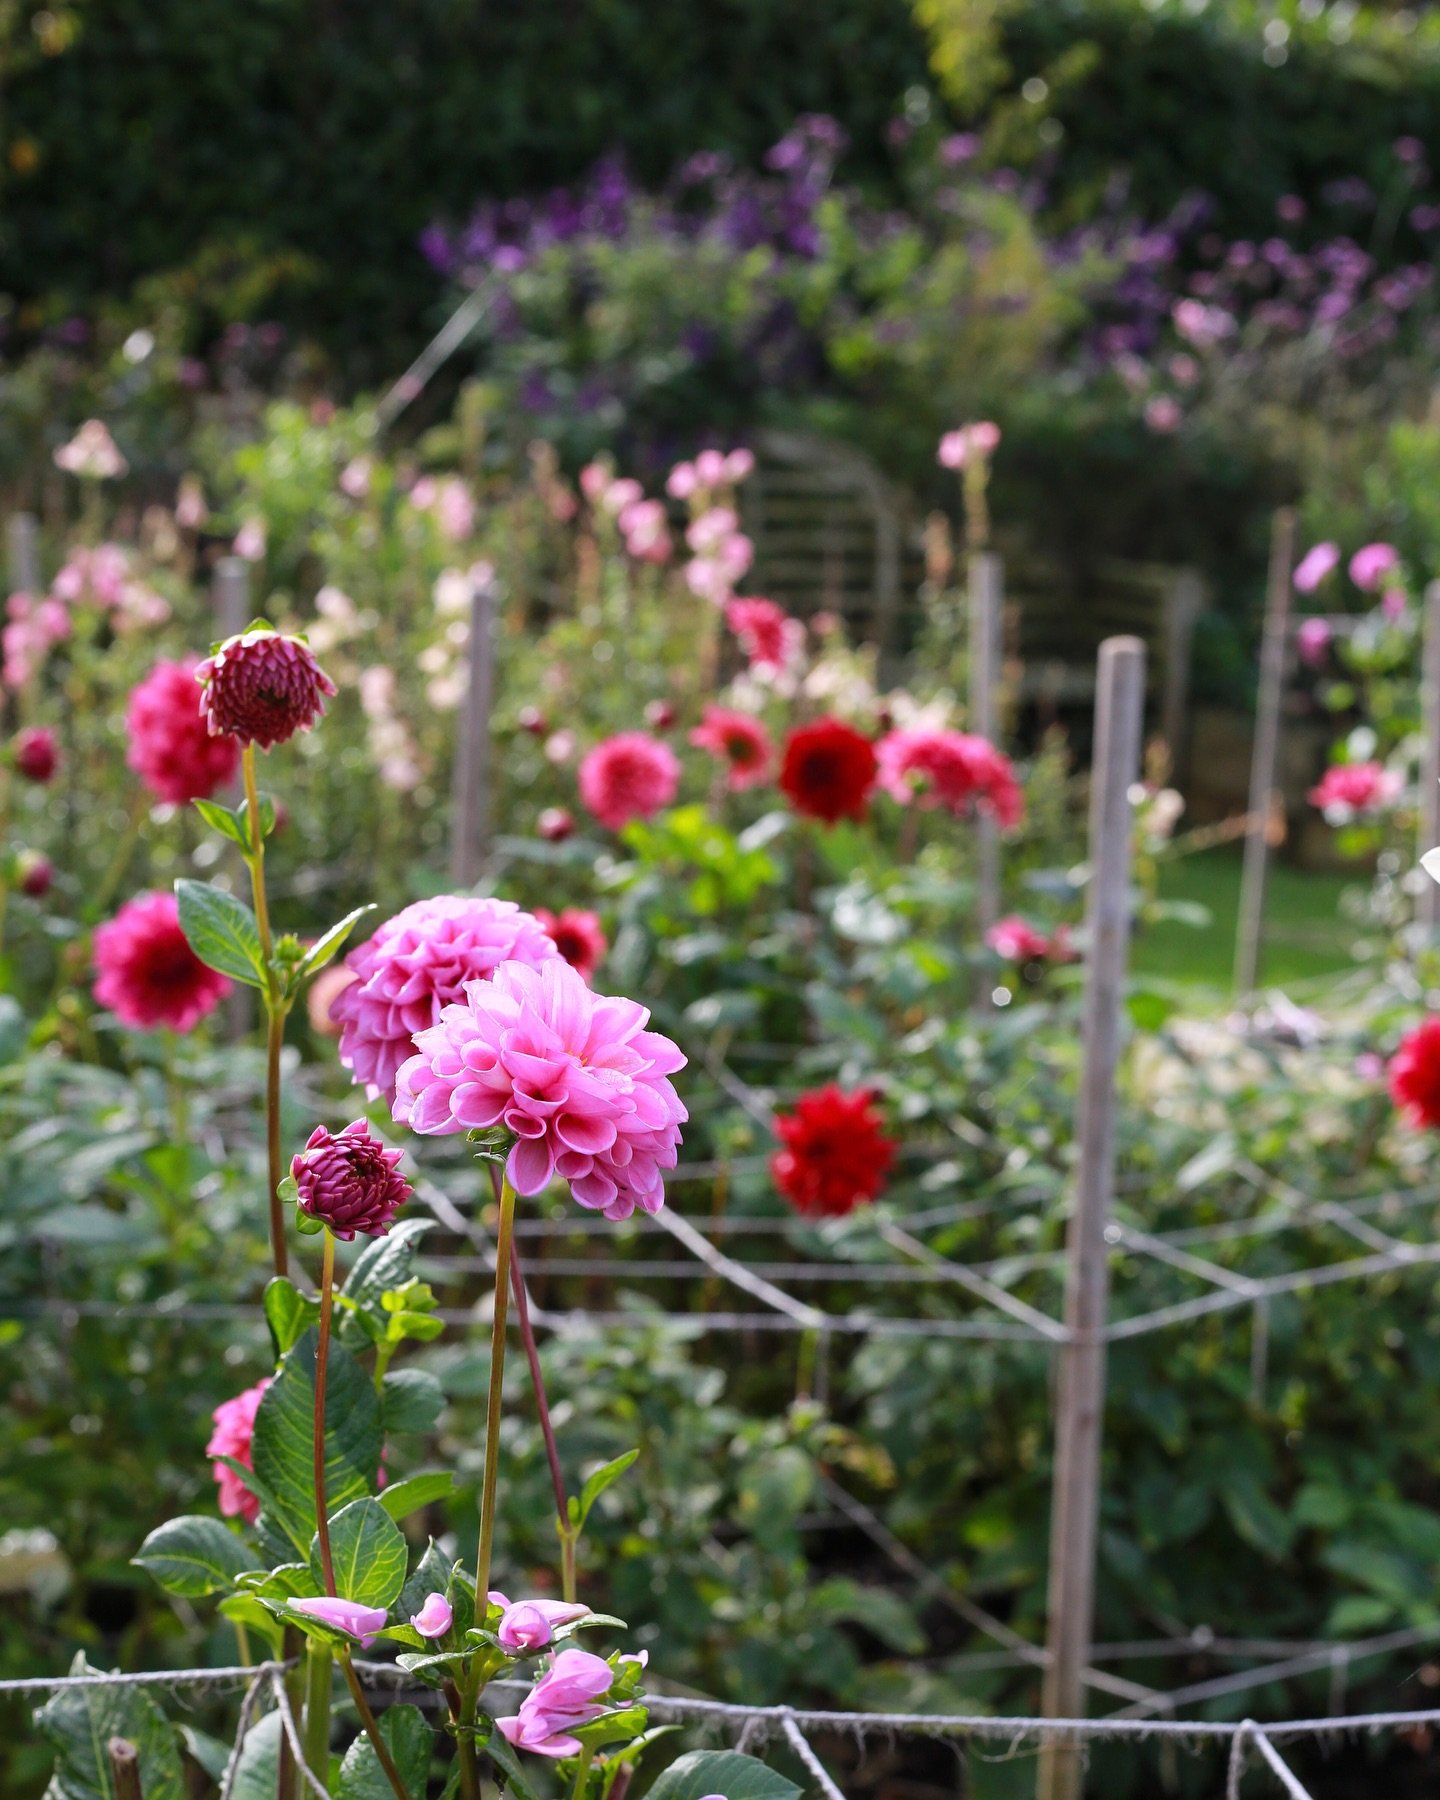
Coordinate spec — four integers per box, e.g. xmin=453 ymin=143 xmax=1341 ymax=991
xmin=537 ymin=806 xmax=574 ymax=842
xmin=291 ymin=1119 xmax=411 ymax=1240
xmin=645 ymin=700 xmax=676 ymax=730
xmin=196 ymin=627 xmax=337 ymax=749
xmin=517 ymin=706 xmax=548 ymax=736
xmin=17 ymin=850 xmax=53 ymax=897
xmin=13 ymin=726 xmax=60 ymax=784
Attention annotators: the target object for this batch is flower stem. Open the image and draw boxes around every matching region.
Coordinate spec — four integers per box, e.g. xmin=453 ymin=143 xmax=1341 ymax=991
xmin=314 ymin=1228 xmax=337 ymax=1596
xmin=475 ymin=1167 xmax=517 ymax=1601
xmin=301 ymin=1639 xmax=332 ymax=1787
xmin=570 ymin=1746 xmax=594 ymax=1800
xmin=242 ymin=744 xmax=289 ymax=1280
xmin=338 ymin=1652 xmax=410 ymax=1800
xmin=509 ymin=1238 xmax=576 ymax=1595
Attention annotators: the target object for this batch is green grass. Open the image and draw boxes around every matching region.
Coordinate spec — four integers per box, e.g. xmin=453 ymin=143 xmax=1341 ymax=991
xmin=1129 ymin=847 xmax=1362 ymax=992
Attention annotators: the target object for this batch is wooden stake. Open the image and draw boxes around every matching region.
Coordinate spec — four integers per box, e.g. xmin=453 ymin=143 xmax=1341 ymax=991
xmin=211 ymin=556 xmax=250 ymax=641
xmin=6 ymin=511 xmax=41 ymax=596
xmin=1234 ymin=509 xmax=1296 ymax=998
xmin=107 ymin=1737 xmax=144 ymax=1800
xmin=969 ymin=551 xmax=1003 ymax=1001
xmin=1161 ymin=567 xmax=1203 ymax=780
xmin=1419 ymin=581 xmax=1440 ymax=935
xmin=1037 ymin=635 xmax=1146 ymax=1800
xmin=450 ymin=573 xmax=495 ymax=888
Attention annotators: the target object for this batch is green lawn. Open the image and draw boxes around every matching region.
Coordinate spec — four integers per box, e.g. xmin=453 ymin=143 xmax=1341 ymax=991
xmin=1130 ymin=848 xmax=1362 ymax=992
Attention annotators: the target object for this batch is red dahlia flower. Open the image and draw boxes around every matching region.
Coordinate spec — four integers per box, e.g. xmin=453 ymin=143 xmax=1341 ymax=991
xmin=13 ymin=726 xmax=60 ymax=783
xmin=1389 ymin=1018 xmax=1440 ymax=1130
xmin=127 ymin=658 xmax=241 ymax=804
xmin=536 ymin=907 xmax=608 ymax=981
xmin=771 ymin=1085 xmax=896 ymax=1218
xmin=689 ymin=705 xmax=774 ymax=790
xmin=778 ymin=718 xmax=877 ymax=824
xmin=92 ymin=891 xmax=231 ymax=1032
xmin=196 ymin=627 xmax=336 ymax=749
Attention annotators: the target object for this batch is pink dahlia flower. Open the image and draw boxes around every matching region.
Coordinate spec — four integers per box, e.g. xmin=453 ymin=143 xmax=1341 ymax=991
xmin=291 ymin=1120 xmax=412 ymax=1240
xmin=332 ymin=896 xmax=560 ymax=1102
xmin=206 ymin=1376 xmax=271 ymax=1523
xmin=393 ymin=958 xmax=687 ymax=1222
xmin=986 ymin=916 xmax=1074 ymax=964
xmin=495 ymin=1649 xmax=616 ymax=1758
xmin=877 ymin=728 xmax=1024 ymax=828
xmin=1293 ymin=543 xmax=1340 ymax=593
xmin=577 ymin=732 xmax=680 ymax=831
xmin=411 ymin=1593 xmax=454 ymax=1639
xmin=1349 ymin=543 xmax=1399 ymax=592
xmin=290 ymin=1596 xmax=389 ymax=1648
xmin=93 ymin=891 xmax=231 ymax=1032
xmin=689 ymin=705 xmax=774 ymax=790
xmin=127 ymin=659 xmax=242 ymax=804
xmin=489 ymin=1591 xmax=591 ymax=1652
xmin=536 ymin=908 xmax=608 ymax=981
xmin=196 ymin=628 xmax=336 ymax=749
xmin=1296 ymin=618 xmax=1333 ymax=668
xmin=1308 ymin=761 xmax=1402 ymax=821
xmin=724 ymin=597 xmax=804 ymax=675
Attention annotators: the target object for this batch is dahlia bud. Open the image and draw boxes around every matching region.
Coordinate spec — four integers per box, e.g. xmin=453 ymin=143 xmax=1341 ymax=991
xmin=290 ymin=1120 xmax=411 ymax=1240
xmin=517 ymin=706 xmax=548 ymax=736
xmin=537 ymin=807 xmax=574 ymax=842
xmin=196 ymin=626 xmax=337 ymax=749
xmin=16 ymin=850 xmax=52 ymax=897
xmin=644 ymin=700 xmax=676 ymax=730
xmin=13 ymin=726 xmax=60 ymax=784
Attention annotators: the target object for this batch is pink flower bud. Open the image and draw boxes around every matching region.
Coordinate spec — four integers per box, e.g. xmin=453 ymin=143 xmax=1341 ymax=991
xmin=13 ymin=726 xmax=59 ymax=783
xmin=488 ymin=1591 xmax=591 ymax=1652
xmin=17 ymin=850 xmax=52 ymax=898
xmin=538 ymin=807 xmax=574 ymax=842
xmin=291 ymin=1120 xmax=412 ymax=1240
xmin=291 ymin=1596 xmax=390 ymax=1648
xmin=197 ymin=628 xmax=337 ymax=749
xmin=410 ymin=1592 xmax=453 ymax=1639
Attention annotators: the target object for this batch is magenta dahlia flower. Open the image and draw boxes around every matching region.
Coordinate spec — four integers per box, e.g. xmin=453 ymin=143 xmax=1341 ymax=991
xmin=291 ymin=1119 xmax=412 ymax=1240
xmin=196 ymin=627 xmax=336 ymax=749
xmin=536 ymin=907 xmax=608 ymax=981
xmin=577 ymin=732 xmax=680 ymax=831
xmin=332 ymin=896 xmax=560 ymax=1102
xmin=93 ymin=891 xmax=232 ymax=1032
xmin=12 ymin=726 xmax=60 ymax=784
xmin=689 ymin=704 xmax=774 ymax=790
xmin=206 ymin=1376 xmax=271 ymax=1523
xmin=127 ymin=658 xmax=242 ymax=804
xmin=393 ymin=958 xmax=687 ymax=1221
xmin=877 ymin=727 xmax=1024 ymax=828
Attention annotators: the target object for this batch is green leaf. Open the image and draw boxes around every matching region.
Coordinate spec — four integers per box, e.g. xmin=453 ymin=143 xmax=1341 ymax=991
xmin=36 ymin=1652 xmax=186 ymax=1800
xmin=298 ymin=905 xmax=376 ymax=982
xmin=336 ymin=1702 xmax=432 ymax=1800
xmin=174 ymin=878 xmax=267 ymax=989
xmin=264 ymin=1276 xmax=321 ymax=1357
xmin=311 ymin=1498 xmax=408 ymax=1607
xmin=337 ymin=1220 xmax=433 ymax=1349
xmin=378 ymin=1471 xmax=455 ymax=1522
xmin=237 ymin=793 xmax=277 ymax=841
xmin=133 ymin=1515 xmax=257 ymax=1597
xmin=479 ymin=1726 xmax=544 ymax=1800
xmin=251 ymin=1329 xmax=383 ymax=1555
xmin=191 ymin=799 xmax=247 ymax=847
xmin=382 ymin=1368 xmax=445 ymax=1435
xmin=570 ymin=1704 xmax=649 ymax=1752
xmin=227 ymin=1711 xmax=283 ymax=1800
xmin=178 ymin=1724 xmax=233 ymax=1781
xmin=218 ymin=1594 xmax=285 ymax=1656
xmin=396 ymin=1541 xmax=456 ymax=1630
xmin=646 ymin=1750 xmax=802 ymax=1800
xmin=572 ymin=1449 xmax=639 ymax=1531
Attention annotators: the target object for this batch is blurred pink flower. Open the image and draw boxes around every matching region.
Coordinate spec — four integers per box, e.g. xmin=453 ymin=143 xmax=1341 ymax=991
xmin=724 ymin=597 xmax=804 ymax=674
xmin=232 ymin=519 xmax=267 ymax=562
xmin=536 ymin=908 xmax=608 ymax=981
xmin=666 ymin=461 xmax=699 ymax=499
xmin=986 ymin=916 xmax=1074 ymax=965
xmin=537 ymin=806 xmax=575 ymax=842
xmin=393 ymin=958 xmax=687 ymax=1221
xmin=877 ymin=728 xmax=1024 ymax=827
xmin=206 ymin=1377 xmax=271 ymax=1523
xmin=937 ymin=422 xmax=1000 ymax=468
xmin=1296 ymin=618 xmax=1333 ymax=668
xmin=54 ymin=419 xmax=126 ymax=479
xmin=93 ymin=891 xmax=231 ymax=1032
xmin=1293 ymin=543 xmax=1340 ymax=593
xmin=127 ymin=658 xmax=241 ymax=804
xmin=1350 ymin=543 xmax=1399 ymax=591
xmin=1308 ymin=761 xmax=1402 ymax=820
xmin=578 ymin=732 xmax=680 ymax=830
xmin=1381 ymin=587 xmax=1408 ymax=622
xmin=689 ymin=704 xmax=774 ymax=790
xmin=1144 ymin=396 xmax=1182 ymax=433
xmin=339 ymin=456 xmax=373 ymax=499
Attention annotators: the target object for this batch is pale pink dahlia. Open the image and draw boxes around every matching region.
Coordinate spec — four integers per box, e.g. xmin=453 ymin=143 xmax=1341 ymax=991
xmin=876 ymin=727 xmax=1024 ymax=828
xmin=127 ymin=658 xmax=241 ymax=804
xmin=577 ymin=732 xmax=680 ymax=831
xmin=206 ymin=1376 xmax=271 ymax=1522
xmin=393 ymin=958 xmax=687 ymax=1222
xmin=333 ymin=897 xmax=560 ymax=1103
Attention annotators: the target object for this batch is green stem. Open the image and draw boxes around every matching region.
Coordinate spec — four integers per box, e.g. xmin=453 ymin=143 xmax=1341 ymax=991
xmin=302 ymin=1640 xmax=332 ymax=1788
xmin=339 ymin=1653 xmax=410 ymax=1800
xmin=243 ymin=744 xmax=290 ymax=1280
xmin=314 ymin=1229 xmax=337 ymax=1596
xmin=456 ymin=1680 xmax=481 ymax=1800
xmin=570 ymin=1746 xmax=594 ymax=1800
xmin=475 ymin=1170 xmax=517 ymax=1602
xmin=277 ymin=1625 xmax=303 ymax=1800
xmin=509 ymin=1238 xmax=575 ymax=1599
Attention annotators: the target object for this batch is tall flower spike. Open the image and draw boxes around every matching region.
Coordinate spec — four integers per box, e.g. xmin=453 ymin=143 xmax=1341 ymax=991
xmin=196 ymin=626 xmax=336 ymax=749
xmin=291 ymin=1120 xmax=412 ymax=1240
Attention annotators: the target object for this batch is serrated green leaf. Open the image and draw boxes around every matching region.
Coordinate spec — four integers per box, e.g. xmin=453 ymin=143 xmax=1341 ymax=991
xmin=133 ymin=1514 xmax=256 ymax=1597
xmin=378 ymin=1471 xmax=454 ymax=1522
xmin=36 ymin=1653 xmax=186 ymax=1800
xmin=311 ymin=1498 xmax=408 ymax=1607
xmin=251 ymin=1329 xmax=382 ymax=1555
xmin=646 ymin=1750 xmax=802 ymax=1800
xmin=174 ymin=879 xmax=267 ymax=989
xmin=382 ymin=1368 xmax=445 ymax=1435
xmin=575 ymin=1449 xmax=639 ymax=1531
xmin=264 ymin=1276 xmax=321 ymax=1357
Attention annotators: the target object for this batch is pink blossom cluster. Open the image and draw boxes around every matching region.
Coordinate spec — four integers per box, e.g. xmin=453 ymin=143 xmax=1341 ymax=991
xmin=724 ymin=596 xmax=805 ymax=676
xmin=409 ymin=474 xmax=475 ymax=541
xmin=52 ymin=544 xmax=168 ymax=630
xmin=666 ymin=446 xmax=754 ymax=500
xmin=3 ymin=591 xmax=69 ymax=688
xmin=937 ymin=422 xmax=1001 ymax=469
xmin=54 ymin=419 xmax=126 ymax=479
xmin=877 ymin=727 xmax=1024 ymax=827
xmin=495 ymin=1649 xmax=619 ymax=1758
xmin=1308 ymin=761 xmax=1403 ymax=821
xmin=579 ymin=466 xmax=674 ymax=562
xmin=393 ymin=957 xmax=687 ymax=1221
xmin=684 ymin=506 xmax=754 ymax=604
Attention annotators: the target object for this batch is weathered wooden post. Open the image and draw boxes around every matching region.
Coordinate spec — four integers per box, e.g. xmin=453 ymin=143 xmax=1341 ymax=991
xmin=450 ymin=571 xmax=496 ymax=888
xmin=970 ymin=551 xmax=1004 ymax=998
xmin=1161 ymin=566 xmax=1203 ymax=780
xmin=107 ymin=1737 xmax=144 ymax=1800
xmin=1037 ymin=635 xmax=1146 ymax=1800
xmin=211 ymin=555 xmax=250 ymax=643
xmin=6 ymin=511 xmax=41 ymax=596
xmin=1418 ymin=581 xmax=1440 ymax=934
xmin=1234 ymin=509 xmax=1296 ymax=998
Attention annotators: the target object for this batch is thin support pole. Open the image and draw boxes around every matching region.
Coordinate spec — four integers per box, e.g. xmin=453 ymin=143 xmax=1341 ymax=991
xmin=1234 ymin=509 xmax=1296 ymax=998
xmin=969 ymin=551 xmax=1004 ymax=999
xmin=1417 ymin=581 xmax=1440 ymax=934
xmin=450 ymin=574 xmax=495 ymax=889
xmin=6 ymin=511 xmax=41 ymax=596
xmin=212 ymin=556 xmax=250 ymax=640
xmin=1161 ymin=567 xmax=1203 ymax=780
xmin=1037 ymin=636 xmax=1146 ymax=1800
